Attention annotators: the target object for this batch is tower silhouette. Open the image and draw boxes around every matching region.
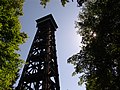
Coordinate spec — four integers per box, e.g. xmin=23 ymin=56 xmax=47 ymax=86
xmin=16 ymin=14 xmax=60 ymax=90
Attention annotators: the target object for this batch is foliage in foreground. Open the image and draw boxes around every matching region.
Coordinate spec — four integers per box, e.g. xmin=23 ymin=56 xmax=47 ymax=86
xmin=40 ymin=0 xmax=69 ymax=7
xmin=40 ymin=0 xmax=83 ymax=7
xmin=0 ymin=0 xmax=27 ymax=89
xmin=68 ymin=0 xmax=120 ymax=89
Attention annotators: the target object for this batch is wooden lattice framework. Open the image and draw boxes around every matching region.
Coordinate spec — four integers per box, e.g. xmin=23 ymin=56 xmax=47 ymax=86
xmin=16 ymin=14 xmax=60 ymax=90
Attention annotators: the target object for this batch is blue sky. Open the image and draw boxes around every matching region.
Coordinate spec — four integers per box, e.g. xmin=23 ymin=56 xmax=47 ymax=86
xmin=18 ymin=0 xmax=86 ymax=90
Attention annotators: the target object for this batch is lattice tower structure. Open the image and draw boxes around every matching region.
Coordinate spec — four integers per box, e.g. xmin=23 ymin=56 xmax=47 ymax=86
xmin=16 ymin=14 xmax=60 ymax=90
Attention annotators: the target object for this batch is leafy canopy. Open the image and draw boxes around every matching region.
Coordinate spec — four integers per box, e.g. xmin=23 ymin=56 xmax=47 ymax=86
xmin=40 ymin=0 xmax=83 ymax=7
xmin=68 ymin=0 xmax=120 ymax=89
xmin=40 ymin=0 xmax=69 ymax=7
xmin=0 ymin=0 xmax=27 ymax=89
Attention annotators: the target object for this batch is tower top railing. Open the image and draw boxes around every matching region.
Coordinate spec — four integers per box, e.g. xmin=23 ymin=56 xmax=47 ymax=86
xmin=36 ymin=14 xmax=58 ymax=29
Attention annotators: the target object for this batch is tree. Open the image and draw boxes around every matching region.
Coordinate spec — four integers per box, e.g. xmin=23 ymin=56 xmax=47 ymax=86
xmin=40 ymin=0 xmax=82 ymax=7
xmin=68 ymin=0 xmax=120 ymax=89
xmin=40 ymin=0 xmax=69 ymax=7
xmin=0 ymin=0 xmax=27 ymax=89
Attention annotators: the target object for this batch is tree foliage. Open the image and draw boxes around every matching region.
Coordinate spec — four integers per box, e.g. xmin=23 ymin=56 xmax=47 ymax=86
xmin=0 ymin=0 xmax=27 ymax=89
xmin=68 ymin=0 xmax=120 ymax=89
xmin=40 ymin=0 xmax=80 ymax=7
xmin=40 ymin=0 xmax=69 ymax=7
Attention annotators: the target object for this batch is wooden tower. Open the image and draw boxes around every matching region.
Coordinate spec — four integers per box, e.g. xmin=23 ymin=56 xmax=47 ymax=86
xmin=16 ymin=14 xmax=60 ymax=90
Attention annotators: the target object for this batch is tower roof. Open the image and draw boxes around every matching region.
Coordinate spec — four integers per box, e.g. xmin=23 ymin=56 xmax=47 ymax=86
xmin=36 ymin=14 xmax=58 ymax=29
